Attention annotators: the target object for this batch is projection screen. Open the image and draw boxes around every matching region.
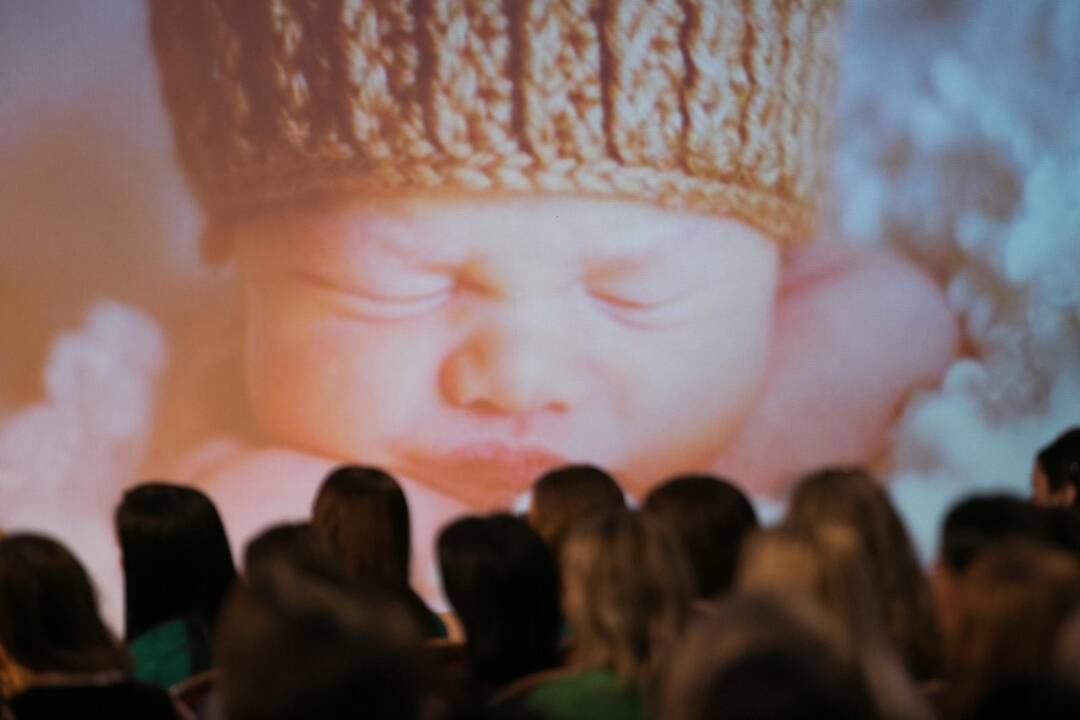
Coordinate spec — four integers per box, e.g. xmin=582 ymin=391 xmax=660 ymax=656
xmin=1 ymin=0 xmax=1078 ymax=627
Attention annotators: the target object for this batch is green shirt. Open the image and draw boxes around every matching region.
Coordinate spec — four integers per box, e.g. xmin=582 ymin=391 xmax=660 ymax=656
xmin=526 ymin=668 xmax=645 ymax=720
xmin=129 ymin=618 xmax=209 ymax=689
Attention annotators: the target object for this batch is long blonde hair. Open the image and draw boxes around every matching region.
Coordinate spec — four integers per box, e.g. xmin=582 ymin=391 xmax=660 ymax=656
xmin=738 ymin=525 xmax=881 ymax=651
xmin=785 ymin=467 xmax=940 ymax=680
xmin=737 ymin=526 xmax=931 ymax=720
xmin=561 ymin=511 xmax=692 ymax=692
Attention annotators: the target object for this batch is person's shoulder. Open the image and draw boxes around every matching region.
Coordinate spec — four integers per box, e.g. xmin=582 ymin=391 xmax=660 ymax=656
xmin=131 ymin=616 xmax=189 ymax=651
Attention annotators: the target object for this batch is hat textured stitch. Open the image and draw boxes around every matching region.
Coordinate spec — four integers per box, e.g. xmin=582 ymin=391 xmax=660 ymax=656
xmin=150 ymin=0 xmax=841 ymax=257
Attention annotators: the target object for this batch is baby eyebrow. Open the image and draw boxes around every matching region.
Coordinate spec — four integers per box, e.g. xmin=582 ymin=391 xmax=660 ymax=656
xmin=284 ymin=234 xmax=453 ymax=275
xmin=357 ymin=231 xmax=470 ymax=270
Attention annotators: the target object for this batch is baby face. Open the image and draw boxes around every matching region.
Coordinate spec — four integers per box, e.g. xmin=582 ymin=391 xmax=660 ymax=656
xmin=235 ymin=195 xmax=779 ymax=508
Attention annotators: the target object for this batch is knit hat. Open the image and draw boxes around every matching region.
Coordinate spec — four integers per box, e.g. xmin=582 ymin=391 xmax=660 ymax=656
xmin=150 ymin=0 xmax=841 ymax=258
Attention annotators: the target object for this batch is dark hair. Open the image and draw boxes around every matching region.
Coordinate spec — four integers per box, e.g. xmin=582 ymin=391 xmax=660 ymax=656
xmin=530 ymin=465 xmax=625 ymax=557
xmin=312 ymin=466 xmax=411 ymax=588
xmin=1038 ymin=427 xmax=1080 ymax=497
xmin=243 ymin=522 xmax=339 ymax=580
xmin=946 ymin=540 xmax=1080 ymax=715
xmin=971 ymin=677 xmax=1080 ymax=720
xmin=941 ymin=494 xmax=1043 ymax=574
xmin=1040 ymin=507 xmax=1080 ymax=562
xmin=785 ymin=466 xmax=939 ymax=681
xmin=115 ymin=482 xmax=237 ymax=640
xmin=438 ymin=514 xmax=561 ymax=692
xmin=642 ymin=474 xmax=758 ymax=598
xmin=216 ymin=565 xmax=427 ymax=720
xmin=0 ymin=534 xmax=129 ymax=675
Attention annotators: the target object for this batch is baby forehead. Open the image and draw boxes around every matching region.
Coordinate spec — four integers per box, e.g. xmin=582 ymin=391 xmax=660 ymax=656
xmin=276 ymin=196 xmax=737 ymax=266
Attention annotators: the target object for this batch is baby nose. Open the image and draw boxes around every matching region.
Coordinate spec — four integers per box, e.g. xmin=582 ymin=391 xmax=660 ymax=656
xmin=440 ymin=305 xmax=585 ymax=416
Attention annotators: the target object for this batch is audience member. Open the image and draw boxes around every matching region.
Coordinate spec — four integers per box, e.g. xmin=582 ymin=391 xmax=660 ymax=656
xmin=642 ymin=474 xmax=758 ymax=601
xmin=934 ymin=494 xmax=1044 ymax=639
xmin=786 ymin=467 xmax=940 ymax=681
xmin=242 ymin=521 xmax=338 ymax=580
xmin=663 ymin=594 xmax=873 ymax=720
xmin=0 ymin=534 xmax=179 ymax=718
xmin=10 ymin=444 xmax=1080 ymax=720
xmin=438 ymin=514 xmax=561 ymax=702
xmin=944 ymin=540 xmax=1080 ymax=717
xmin=524 ymin=511 xmax=691 ymax=720
xmin=529 ymin=465 xmax=626 ymax=560
xmin=737 ymin=526 xmax=930 ymax=720
xmin=738 ymin=527 xmax=880 ymax=651
xmin=939 ymin=495 xmax=1044 ymax=576
xmin=312 ymin=465 xmax=447 ymax=638
xmin=1032 ymin=427 xmax=1080 ymax=510
xmin=215 ymin=564 xmax=428 ymax=720
xmin=115 ymin=482 xmax=236 ymax=689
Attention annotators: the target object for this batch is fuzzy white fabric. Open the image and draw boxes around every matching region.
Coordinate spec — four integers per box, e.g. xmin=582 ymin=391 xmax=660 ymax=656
xmin=835 ymin=0 xmax=1080 ymax=557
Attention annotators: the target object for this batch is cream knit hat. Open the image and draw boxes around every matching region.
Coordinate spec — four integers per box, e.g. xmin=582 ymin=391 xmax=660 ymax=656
xmin=150 ymin=0 xmax=841 ymax=257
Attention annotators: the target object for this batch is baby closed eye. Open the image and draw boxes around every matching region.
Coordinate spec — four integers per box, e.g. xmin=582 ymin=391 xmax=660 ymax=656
xmin=587 ymin=288 xmax=706 ymax=328
xmin=288 ymin=268 xmax=709 ymax=327
xmin=291 ymin=270 xmax=453 ymax=321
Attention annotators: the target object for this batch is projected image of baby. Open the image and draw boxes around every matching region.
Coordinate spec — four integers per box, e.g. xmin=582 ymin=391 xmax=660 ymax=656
xmin=149 ymin=1 xmax=956 ymax=537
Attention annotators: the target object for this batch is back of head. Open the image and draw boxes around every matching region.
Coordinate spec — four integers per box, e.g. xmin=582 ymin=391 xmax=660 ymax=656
xmin=115 ymin=481 xmax=237 ymax=640
xmin=947 ymin=540 xmax=1080 ymax=713
xmin=437 ymin=514 xmax=561 ymax=687
xmin=663 ymin=594 xmax=871 ymax=720
xmin=312 ymin=466 xmax=411 ymax=587
xmin=1037 ymin=427 xmax=1080 ymax=507
xmin=243 ymin=522 xmax=340 ymax=580
xmin=561 ymin=510 xmax=692 ymax=690
xmin=530 ymin=465 xmax=625 ymax=557
xmin=737 ymin=526 xmax=882 ymax=653
xmin=737 ymin=527 xmax=931 ymax=719
xmin=0 ymin=534 xmax=128 ymax=676
xmin=787 ymin=468 xmax=920 ymax=577
xmin=787 ymin=467 xmax=938 ymax=680
xmin=217 ymin=565 xmax=427 ymax=720
xmin=941 ymin=494 xmax=1044 ymax=575
xmin=643 ymin=474 xmax=758 ymax=599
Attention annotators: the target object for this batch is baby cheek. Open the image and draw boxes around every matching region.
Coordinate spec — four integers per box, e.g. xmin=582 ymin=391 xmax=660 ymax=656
xmin=582 ymin=315 xmax=765 ymax=467
xmin=243 ymin=304 xmax=447 ymax=448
